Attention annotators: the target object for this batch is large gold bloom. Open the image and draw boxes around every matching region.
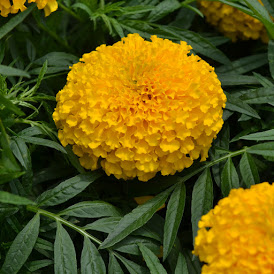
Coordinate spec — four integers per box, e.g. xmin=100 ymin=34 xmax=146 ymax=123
xmin=0 ymin=0 xmax=58 ymax=17
xmin=199 ymin=0 xmax=269 ymax=42
xmin=53 ymin=33 xmax=226 ymax=181
xmin=193 ymin=182 xmax=274 ymax=274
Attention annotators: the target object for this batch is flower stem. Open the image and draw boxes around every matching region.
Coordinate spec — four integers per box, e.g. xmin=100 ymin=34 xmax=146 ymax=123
xmin=58 ymin=1 xmax=84 ymax=22
xmin=27 ymin=205 xmax=102 ymax=245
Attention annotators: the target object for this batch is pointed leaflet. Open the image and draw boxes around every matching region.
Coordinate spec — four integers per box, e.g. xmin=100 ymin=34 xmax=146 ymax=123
xmin=0 ymin=191 xmax=34 ymax=205
xmin=247 ymin=142 xmax=274 ymax=157
xmin=115 ymin=253 xmax=149 ymax=274
xmin=191 ymin=169 xmax=213 ymax=243
xmin=54 ymin=222 xmax=77 ymax=274
xmin=100 ymin=185 xmax=175 ymax=249
xmin=81 ymin=237 xmax=106 ymax=274
xmin=1 ymin=214 xmax=40 ymax=274
xmin=240 ymin=129 xmax=274 ymax=141
xmin=138 ymin=243 xmax=167 ymax=274
xmin=59 ymin=201 xmax=122 ymax=218
xmin=163 ymin=181 xmax=186 ymax=260
xmin=239 ymin=153 xmax=260 ymax=187
xmin=36 ymin=171 xmax=102 ymax=206
xmin=221 ymin=158 xmax=240 ymax=197
xmin=175 ymin=253 xmax=188 ymax=274
xmin=108 ymin=253 xmax=124 ymax=274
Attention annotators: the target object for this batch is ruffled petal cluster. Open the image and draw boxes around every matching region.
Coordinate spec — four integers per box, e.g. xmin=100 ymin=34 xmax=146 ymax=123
xmin=53 ymin=33 xmax=226 ymax=181
xmin=193 ymin=182 xmax=274 ymax=274
xmin=0 ymin=0 xmax=58 ymax=17
xmin=199 ymin=0 xmax=270 ymax=42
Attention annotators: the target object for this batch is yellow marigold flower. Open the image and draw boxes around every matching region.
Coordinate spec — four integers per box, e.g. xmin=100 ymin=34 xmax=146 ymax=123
xmin=53 ymin=33 xmax=226 ymax=181
xmin=199 ymin=0 xmax=270 ymax=42
xmin=193 ymin=182 xmax=274 ymax=274
xmin=0 ymin=0 xmax=58 ymax=17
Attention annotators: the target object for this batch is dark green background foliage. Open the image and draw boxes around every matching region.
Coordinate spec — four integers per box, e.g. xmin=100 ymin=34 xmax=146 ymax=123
xmin=0 ymin=0 xmax=273 ymax=273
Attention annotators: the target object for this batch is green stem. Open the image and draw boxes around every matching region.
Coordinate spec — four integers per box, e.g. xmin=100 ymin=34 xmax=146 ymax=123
xmin=58 ymin=2 xmax=84 ymax=22
xmin=180 ymin=147 xmax=248 ymax=182
xmin=27 ymin=205 xmax=102 ymax=245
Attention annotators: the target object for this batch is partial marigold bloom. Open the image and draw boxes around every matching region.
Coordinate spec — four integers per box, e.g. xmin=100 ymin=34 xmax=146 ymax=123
xmin=193 ymin=182 xmax=274 ymax=274
xmin=0 ymin=0 xmax=58 ymax=17
xmin=53 ymin=33 xmax=226 ymax=181
xmin=199 ymin=0 xmax=270 ymax=42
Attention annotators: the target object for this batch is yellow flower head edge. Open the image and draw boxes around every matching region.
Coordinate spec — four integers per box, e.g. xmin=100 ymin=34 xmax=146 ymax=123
xmin=53 ymin=33 xmax=226 ymax=182
xmin=0 ymin=0 xmax=58 ymax=17
xmin=198 ymin=0 xmax=271 ymax=42
xmin=193 ymin=182 xmax=274 ymax=274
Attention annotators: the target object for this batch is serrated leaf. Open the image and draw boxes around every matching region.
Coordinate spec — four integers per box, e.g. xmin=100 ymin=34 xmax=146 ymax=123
xmin=268 ymin=40 xmax=274 ymax=79
xmin=217 ymin=74 xmax=260 ymax=86
xmin=221 ymin=158 xmax=240 ymax=197
xmin=115 ymin=254 xmax=149 ymax=274
xmin=240 ymin=129 xmax=274 ymax=141
xmin=0 ymin=65 xmax=30 ymax=78
xmin=0 ymin=4 xmax=35 ymax=40
xmin=239 ymin=153 xmax=260 ymax=187
xmin=26 ymin=259 xmax=53 ymax=272
xmin=34 ymin=52 xmax=78 ymax=67
xmin=0 ymin=93 xmax=25 ymax=116
xmin=1 ymin=214 xmax=40 ymax=274
xmin=100 ymin=185 xmax=175 ymax=249
xmin=225 ymin=93 xmax=260 ymax=119
xmin=163 ymin=181 xmax=186 ymax=260
xmin=109 ymin=18 xmax=125 ymax=38
xmin=81 ymin=237 xmax=106 ymax=274
xmin=138 ymin=243 xmax=167 ymax=274
xmin=36 ymin=172 xmax=102 ymax=206
xmin=239 ymin=87 xmax=274 ymax=104
xmin=113 ymin=236 xmax=160 ymax=256
xmin=108 ymin=253 xmax=124 ymax=274
xmin=59 ymin=201 xmax=122 ymax=218
xmin=17 ymin=136 xmax=67 ymax=154
xmin=148 ymin=0 xmax=181 ymax=22
xmin=175 ymin=253 xmax=188 ymax=274
xmin=84 ymin=217 xmax=121 ymax=233
xmin=191 ymin=169 xmax=213 ymax=243
xmin=0 ymin=191 xmax=34 ymax=205
xmin=54 ymin=222 xmax=77 ymax=274
xmin=247 ymin=142 xmax=274 ymax=157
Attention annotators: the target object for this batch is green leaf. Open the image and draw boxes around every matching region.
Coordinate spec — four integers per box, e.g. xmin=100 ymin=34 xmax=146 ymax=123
xmin=54 ymin=222 xmax=77 ymax=274
xmin=115 ymin=254 xmax=149 ymax=274
xmin=113 ymin=236 xmax=160 ymax=256
xmin=148 ymin=0 xmax=181 ymax=22
xmin=81 ymin=237 xmax=106 ymax=274
xmin=175 ymin=253 xmax=188 ymax=274
xmin=239 ymin=87 xmax=274 ymax=105
xmin=109 ymin=18 xmax=125 ymax=38
xmin=1 ymin=214 xmax=40 ymax=274
xmin=221 ymin=158 xmax=240 ymax=197
xmin=34 ymin=52 xmax=78 ymax=67
xmin=26 ymin=259 xmax=53 ymax=272
xmin=108 ymin=253 xmax=124 ymax=274
xmin=268 ymin=40 xmax=274 ymax=79
xmin=191 ymin=169 xmax=213 ymax=243
xmin=59 ymin=201 xmax=122 ymax=218
xmin=0 ymin=4 xmax=35 ymax=40
xmin=216 ymin=53 xmax=268 ymax=75
xmin=0 ymin=191 xmax=34 ymax=205
xmin=84 ymin=217 xmax=121 ymax=233
xmin=10 ymin=139 xmax=31 ymax=171
xmin=0 ymin=65 xmax=30 ymax=78
xmin=163 ymin=181 xmax=186 ymax=260
xmin=239 ymin=153 xmax=260 ymax=187
xmin=240 ymin=129 xmax=274 ymax=141
xmin=247 ymin=142 xmax=274 ymax=157
xmin=100 ymin=185 xmax=175 ymax=249
xmin=217 ymin=74 xmax=260 ymax=86
xmin=225 ymin=93 xmax=260 ymax=119
xmin=158 ymin=25 xmax=230 ymax=65
xmin=0 ymin=93 xmax=25 ymax=116
xmin=17 ymin=136 xmax=67 ymax=154
xmin=36 ymin=172 xmax=102 ymax=207
xmin=138 ymin=243 xmax=167 ymax=274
